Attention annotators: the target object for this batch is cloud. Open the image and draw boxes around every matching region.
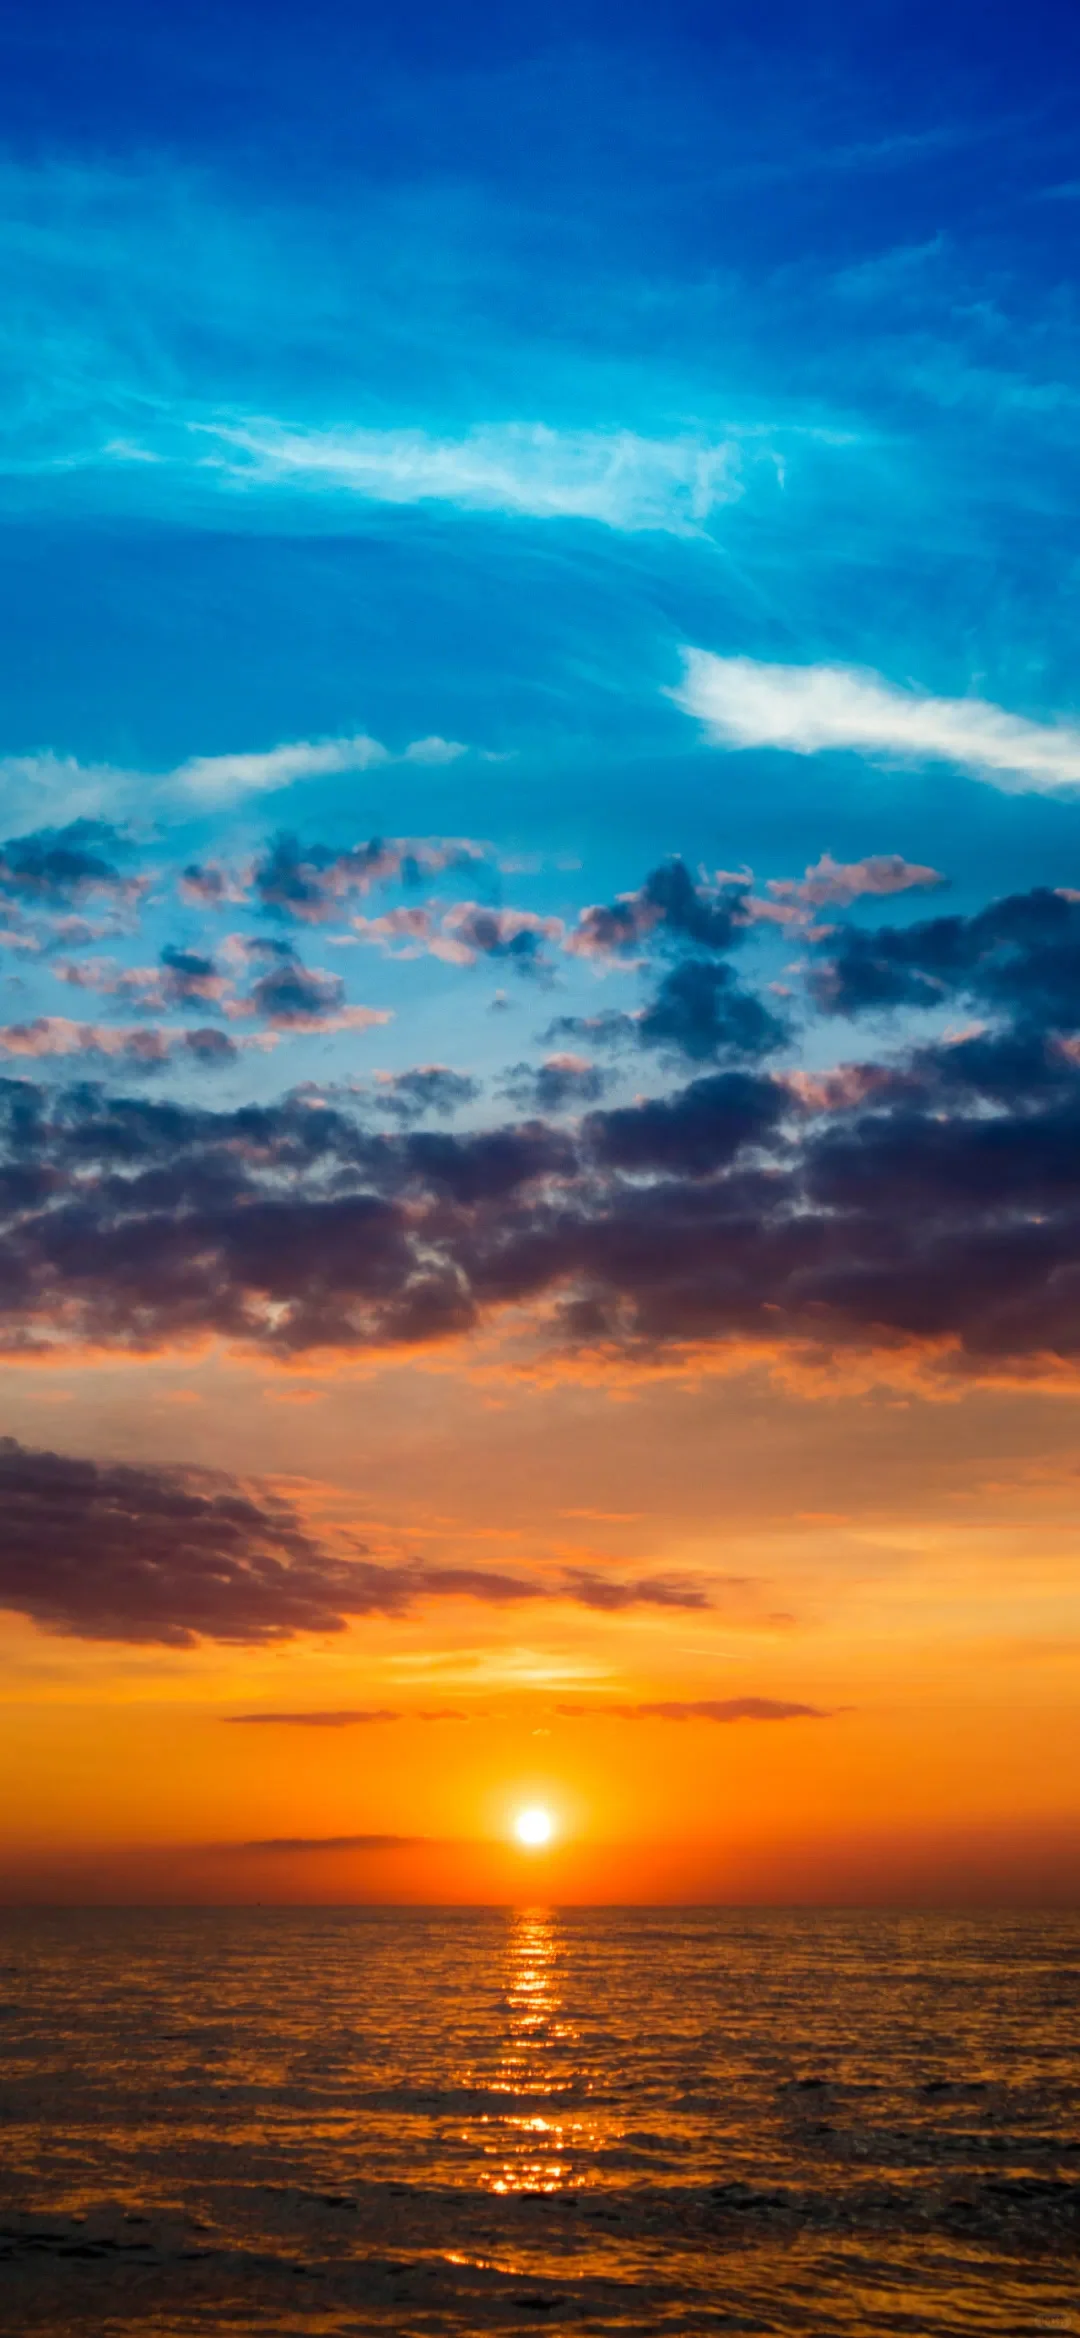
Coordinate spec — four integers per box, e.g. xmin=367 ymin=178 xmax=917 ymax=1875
xmin=235 ymin=1834 xmax=428 ymax=1853
xmin=546 ymin=969 xmax=787 ymax=1068
xmin=225 ymin=1708 xmax=399 ymax=1726
xmin=0 ymin=821 xmax=146 ymax=910
xmin=544 ymin=1008 xmax=641 ymax=1053
xmin=251 ymin=834 xmax=487 ymax=922
xmin=371 ymin=1067 xmax=481 ymax=1123
xmin=766 ymin=852 xmax=945 ymax=913
xmin=0 ymin=748 xmax=478 ymax=829
xmin=586 ymin=1070 xmax=785 ymax=1177
xmin=567 ymin=861 xmax=751 ymax=960
xmin=502 ymin=1055 xmax=607 ymax=1113
xmin=676 ymin=651 xmax=1080 ymax=792
xmin=0 ymin=1017 xmax=239 ymax=1067
xmin=224 ymin=1707 xmax=468 ymax=1725
xmin=557 ymin=1698 xmax=834 ymax=1722
xmin=439 ymin=903 xmax=564 ymax=975
xmin=813 ymin=886 xmax=1080 ymax=1025
xmin=10 ymin=982 xmax=1080 ymax=1383
xmin=240 ymin=937 xmax=389 ymax=1033
xmin=57 ymin=949 xmax=235 ymax=1016
xmin=0 ymin=1437 xmax=709 ymax=1644
xmin=173 ymin=736 xmax=389 ymax=806
xmin=199 ymin=418 xmax=742 ymax=535
xmin=57 ymin=938 xmax=390 ymax=1037
xmin=637 ymin=959 xmax=788 ymax=1061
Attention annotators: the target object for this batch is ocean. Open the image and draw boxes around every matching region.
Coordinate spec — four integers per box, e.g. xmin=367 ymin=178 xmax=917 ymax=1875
xmin=0 ymin=1906 xmax=1077 ymax=2334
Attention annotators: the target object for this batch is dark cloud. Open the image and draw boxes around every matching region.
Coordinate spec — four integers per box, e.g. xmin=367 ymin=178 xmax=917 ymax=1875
xmin=544 ymin=1009 xmax=639 ymax=1052
xmin=0 ymin=1436 xmax=709 ymax=1644
xmin=224 ymin=1707 xmax=468 ymax=1724
xmin=570 ymin=860 xmax=750 ymax=959
xmin=0 ymin=1435 xmax=350 ymax=1646
xmin=225 ymin=1708 xmax=399 ymax=1725
xmin=556 ymin=1698 xmax=834 ymax=1722
xmin=372 ymin=1067 xmax=481 ymax=1123
xmin=182 ymin=1026 xmax=240 ymax=1066
xmin=549 ymin=963 xmax=788 ymax=1068
xmin=401 ymin=1119 xmax=574 ymax=1204
xmin=815 ymin=887 xmax=1080 ymax=1027
xmin=638 ymin=958 xmax=788 ymax=1062
xmin=562 ymin=1569 xmax=709 ymax=1611
xmin=586 ymin=1071 xmax=784 ymax=1178
xmin=502 ymin=1056 xmax=607 ymax=1112
xmin=8 ymin=985 xmax=1080 ymax=1377
xmin=0 ymin=822 xmax=143 ymax=910
xmin=236 ymin=1834 xmax=428 ymax=1853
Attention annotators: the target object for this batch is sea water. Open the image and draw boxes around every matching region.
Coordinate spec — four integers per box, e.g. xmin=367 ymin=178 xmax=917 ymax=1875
xmin=0 ymin=1906 xmax=1077 ymax=2333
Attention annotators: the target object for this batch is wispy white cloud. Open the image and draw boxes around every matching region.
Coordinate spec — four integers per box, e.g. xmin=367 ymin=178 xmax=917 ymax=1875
xmin=194 ymin=418 xmax=743 ymax=535
xmin=0 ymin=733 xmax=471 ymax=826
xmin=175 ymin=736 xmax=389 ymax=805
xmin=675 ymin=652 xmax=1080 ymax=792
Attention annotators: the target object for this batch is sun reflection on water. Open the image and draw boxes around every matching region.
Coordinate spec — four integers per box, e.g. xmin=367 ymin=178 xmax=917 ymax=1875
xmin=482 ymin=1908 xmax=592 ymax=2194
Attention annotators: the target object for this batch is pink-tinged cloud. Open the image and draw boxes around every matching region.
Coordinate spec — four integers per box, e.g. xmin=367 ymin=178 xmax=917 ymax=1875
xmin=0 ymin=1017 xmax=243 ymax=1068
xmin=767 ymin=852 xmax=945 ymax=912
xmin=251 ymin=834 xmax=488 ymax=922
xmin=0 ymin=1017 xmax=172 ymax=1063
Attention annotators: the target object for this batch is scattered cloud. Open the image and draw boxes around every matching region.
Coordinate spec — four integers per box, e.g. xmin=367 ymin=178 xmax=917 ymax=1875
xmin=55 ymin=938 xmax=391 ymax=1037
xmin=676 ymin=651 xmax=1080 ymax=792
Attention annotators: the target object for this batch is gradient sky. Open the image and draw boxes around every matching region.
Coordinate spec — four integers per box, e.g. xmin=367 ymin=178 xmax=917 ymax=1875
xmin=2 ymin=0 xmax=1080 ymax=1903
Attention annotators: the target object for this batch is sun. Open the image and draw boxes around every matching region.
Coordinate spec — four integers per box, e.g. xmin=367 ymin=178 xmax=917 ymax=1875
xmin=513 ymin=1805 xmax=555 ymax=1849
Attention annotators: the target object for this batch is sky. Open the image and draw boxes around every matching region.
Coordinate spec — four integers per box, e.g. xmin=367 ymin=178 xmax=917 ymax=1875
xmin=2 ymin=0 xmax=1080 ymax=1904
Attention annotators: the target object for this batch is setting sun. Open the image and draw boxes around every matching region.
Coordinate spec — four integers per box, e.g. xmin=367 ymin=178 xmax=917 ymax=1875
xmin=513 ymin=1806 xmax=555 ymax=1849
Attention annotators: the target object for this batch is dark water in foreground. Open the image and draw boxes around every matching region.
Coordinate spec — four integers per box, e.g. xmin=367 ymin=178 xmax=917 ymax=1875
xmin=0 ymin=1908 xmax=1077 ymax=2336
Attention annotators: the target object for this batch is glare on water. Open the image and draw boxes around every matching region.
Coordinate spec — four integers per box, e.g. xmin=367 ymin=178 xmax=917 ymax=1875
xmin=0 ymin=1905 xmax=1077 ymax=2336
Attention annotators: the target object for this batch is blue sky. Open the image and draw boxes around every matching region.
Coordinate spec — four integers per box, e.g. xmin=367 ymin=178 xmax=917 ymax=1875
xmin=2 ymin=0 xmax=1080 ymax=1262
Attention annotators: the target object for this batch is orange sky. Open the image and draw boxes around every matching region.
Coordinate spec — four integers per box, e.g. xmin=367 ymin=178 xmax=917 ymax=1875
xmin=3 ymin=1339 xmax=1078 ymax=1904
